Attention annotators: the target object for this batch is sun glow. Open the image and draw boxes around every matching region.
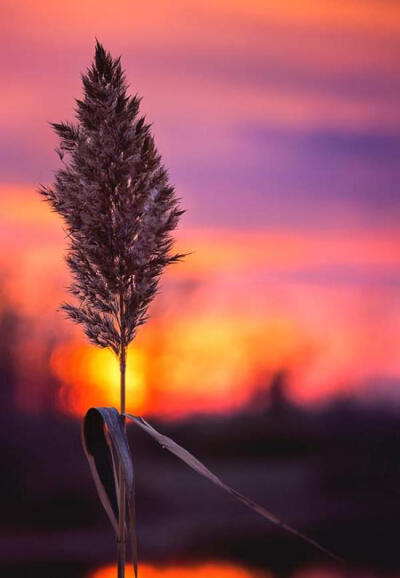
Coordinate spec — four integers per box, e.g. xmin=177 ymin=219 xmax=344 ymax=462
xmin=50 ymin=343 xmax=147 ymax=415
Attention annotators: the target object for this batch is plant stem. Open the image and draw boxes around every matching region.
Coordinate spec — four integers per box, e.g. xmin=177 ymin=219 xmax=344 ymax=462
xmin=118 ymin=294 xmax=127 ymax=578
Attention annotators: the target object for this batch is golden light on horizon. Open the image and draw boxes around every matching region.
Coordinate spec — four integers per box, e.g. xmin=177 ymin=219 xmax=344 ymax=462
xmin=158 ymin=315 xmax=309 ymax=405
xmin=48 ymin=312 xmax=313 ymax=418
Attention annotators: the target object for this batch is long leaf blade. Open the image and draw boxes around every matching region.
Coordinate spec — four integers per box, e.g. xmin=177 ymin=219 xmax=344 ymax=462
xmin=125 ymin=413 xmax=342 ymax=563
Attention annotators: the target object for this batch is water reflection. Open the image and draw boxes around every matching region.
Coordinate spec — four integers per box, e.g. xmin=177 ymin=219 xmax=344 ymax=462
xmin=89 ymin=563 xmax=387 ymax=578
xmin=90 ymin=562 xmax=271 ymax=578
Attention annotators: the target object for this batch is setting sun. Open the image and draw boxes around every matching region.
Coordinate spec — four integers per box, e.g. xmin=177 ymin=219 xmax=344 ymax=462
xmin=50 ymin=342 xmax=148 ymax=415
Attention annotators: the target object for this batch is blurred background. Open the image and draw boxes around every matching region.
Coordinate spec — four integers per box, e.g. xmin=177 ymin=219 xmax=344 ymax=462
xmin=1 ymin=1 xmax=400 ymax=576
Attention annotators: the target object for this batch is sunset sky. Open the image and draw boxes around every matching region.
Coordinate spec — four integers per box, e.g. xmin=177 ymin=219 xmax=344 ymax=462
xmin=1 ymin=1 xmax=400 ymax=417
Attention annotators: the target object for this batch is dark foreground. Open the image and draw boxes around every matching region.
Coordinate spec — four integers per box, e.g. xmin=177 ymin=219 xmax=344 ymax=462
xmin=1 ymin=396 xmax=400 ymax=577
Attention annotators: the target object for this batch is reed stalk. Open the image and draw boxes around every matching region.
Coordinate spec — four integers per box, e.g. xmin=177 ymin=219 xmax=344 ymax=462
xmin=39 ymin=41 xmax=184 ymax=578
xmin=118 ymin=294 xmax=127 ymax=578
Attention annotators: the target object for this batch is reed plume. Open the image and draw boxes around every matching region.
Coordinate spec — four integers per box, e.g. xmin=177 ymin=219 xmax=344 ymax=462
xmin=40 ymin=41 xmax=183 ymax=356
xmin=39 ymin=41 xmax=183 ymax=578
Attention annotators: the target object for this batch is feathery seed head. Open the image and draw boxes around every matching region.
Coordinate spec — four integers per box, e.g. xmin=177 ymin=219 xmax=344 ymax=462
xmin=39 ymin=41 xmax=184 ymax=355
